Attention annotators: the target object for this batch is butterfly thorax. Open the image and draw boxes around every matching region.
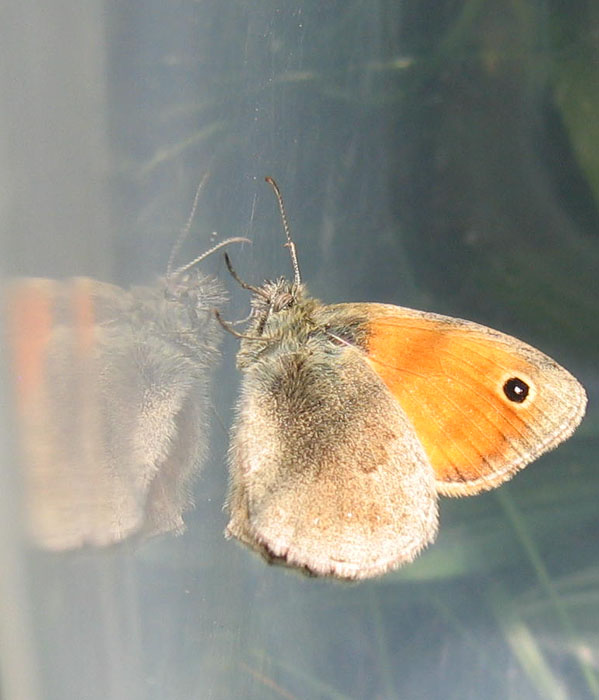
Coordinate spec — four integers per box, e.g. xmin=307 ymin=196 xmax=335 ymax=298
xmin=237 ymin=279 xmax=326 ymax=369
xmin=236 ymin=283 xmax=377 ymax=372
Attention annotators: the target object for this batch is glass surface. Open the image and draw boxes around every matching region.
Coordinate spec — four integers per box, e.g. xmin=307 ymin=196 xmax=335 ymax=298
xmin=1 ymin=2 xmax=597 ymax=699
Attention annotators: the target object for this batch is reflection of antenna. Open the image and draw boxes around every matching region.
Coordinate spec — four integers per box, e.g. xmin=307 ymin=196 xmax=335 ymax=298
xmin=167 ymin=170 xmax=212 ymax=279
xmin=265 ymin=177 xmax=301 ymax=286
xmin=165 ymin=169 xmax=249 ymax=280
xmin=169 ymin=237 xmax=250 ymax=279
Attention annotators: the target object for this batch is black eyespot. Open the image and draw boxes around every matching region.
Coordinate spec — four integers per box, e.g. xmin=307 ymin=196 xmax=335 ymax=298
xmin=503 ymin=377 xmax=530 ymax=403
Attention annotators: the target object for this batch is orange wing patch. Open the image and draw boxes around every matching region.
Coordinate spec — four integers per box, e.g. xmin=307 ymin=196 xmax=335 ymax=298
xmin=364 ymin=316 xmax=547 ymax=494
xmin=5 ymin=279 xmax=98 ymax=410
xmin=5 ymin=281 xmax=56 ymax=410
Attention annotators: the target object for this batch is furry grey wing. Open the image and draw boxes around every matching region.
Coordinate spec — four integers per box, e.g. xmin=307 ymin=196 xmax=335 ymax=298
xmin=227 ymin=344 xmax=438 ymax=580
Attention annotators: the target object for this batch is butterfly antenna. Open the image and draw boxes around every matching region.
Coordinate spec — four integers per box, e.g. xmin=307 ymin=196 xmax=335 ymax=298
xmin=224 ymin=253 xmax=269 ymax=299
xmin=265 ymin=176 xmax=301 ymax=286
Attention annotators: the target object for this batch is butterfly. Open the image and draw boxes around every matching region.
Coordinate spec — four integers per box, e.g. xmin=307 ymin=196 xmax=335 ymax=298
xmin=224 ymin=178 xmax=587 ymax=580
